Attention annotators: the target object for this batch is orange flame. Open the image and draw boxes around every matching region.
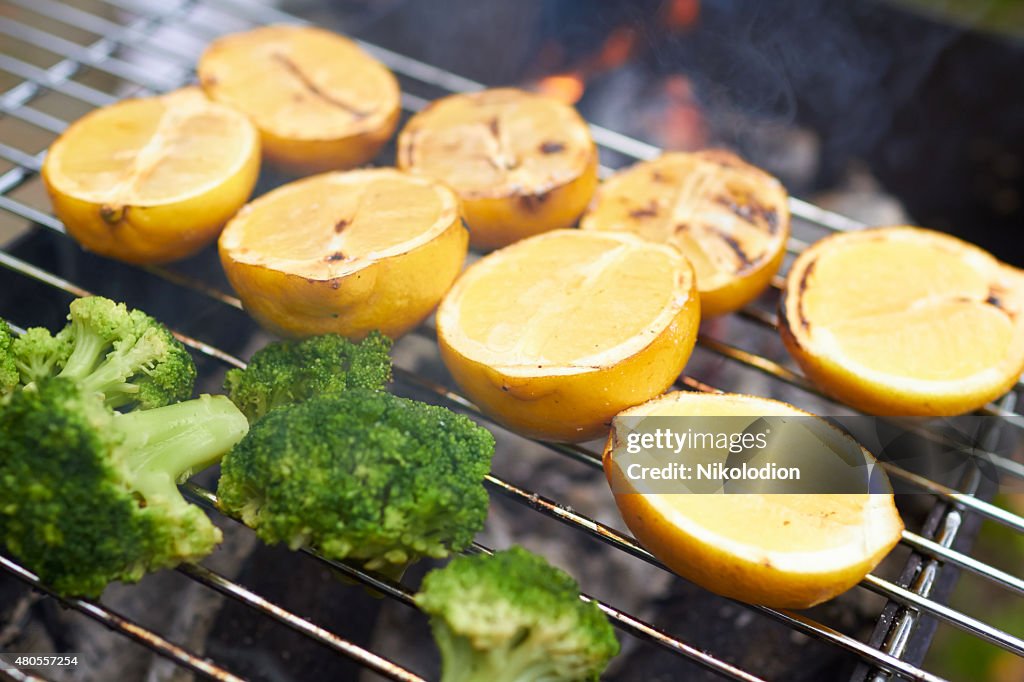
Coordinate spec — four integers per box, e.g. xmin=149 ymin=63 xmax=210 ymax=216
xmin=596 ymin=26 xmax=638 ymax=70
xmin=664 ymin=0 xmax=700 ymax=30
xmin=536 ymin=72 xmax=586 ymax=104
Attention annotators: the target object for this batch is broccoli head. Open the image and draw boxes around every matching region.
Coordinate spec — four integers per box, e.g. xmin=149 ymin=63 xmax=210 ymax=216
xmin=415 ymin=547 xmax=620 ymax=682
xmin=217 ymin=390 xmax=494 ymax=572
xmin=0 ymin=378 xmax=249 ymax=597
xmin=3 ymin=296 xmax=194 ymax=409
xmin=224 ymin=332 xmax=392 ymax=423
xmin=0 ymin=319 xmax=18 ymax=396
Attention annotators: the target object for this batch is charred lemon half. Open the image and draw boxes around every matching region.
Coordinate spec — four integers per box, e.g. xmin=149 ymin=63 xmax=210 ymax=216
xmin=781 ymin=226 xmax=1024 ymax=415
xmin=397 ymin=88 xmax=598 ymax=250
xmin=199 ymin=25 xmax=400 ymax=174
xmin=581 ymin=150 xmax=790 ymax=316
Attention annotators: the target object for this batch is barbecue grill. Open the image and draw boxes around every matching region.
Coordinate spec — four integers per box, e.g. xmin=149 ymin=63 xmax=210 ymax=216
xmin=1 ymin=1 xmax=1022 ymax=681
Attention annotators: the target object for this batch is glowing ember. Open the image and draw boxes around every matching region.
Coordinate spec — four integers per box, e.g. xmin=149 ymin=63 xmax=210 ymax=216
xmin=536 ymin=72 xmax=585 ymax=104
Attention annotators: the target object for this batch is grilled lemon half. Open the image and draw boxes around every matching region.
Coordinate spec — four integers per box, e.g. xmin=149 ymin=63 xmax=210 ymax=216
xmin=780 ymin=226 xmax=1024 ymax=415
xmin=220 ymin=168 xmax=467 ymax=340
xmin=604 ymin=391 xmax=903 ymax=609
xmin=398 ymin=88 xmax=598 ymax=250
xmin=437 ymin=229 xmax=699 ymax=442
xmin=199 ymin=25 xmax=400 ymax=174
xmin=42 ymin=87 xmax=260 ymax=264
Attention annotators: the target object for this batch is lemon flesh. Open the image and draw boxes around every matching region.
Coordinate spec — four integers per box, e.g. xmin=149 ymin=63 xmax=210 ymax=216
xmin=219 ymin=168 xmax=467 ymax=340
xmin=199 ymin=25 xmax=400 ymax=173
xmin=398 ymin=88 xmax=598 ymax=249
xmin=781 ymin=226 xmax=1024 ymax=415
xmin=581 ymin=150 xmax=790 ymax=316
xmin=604 ymin=391 xmax=903 ymax=609
xmin=42 ymin=87 xmax=260 ymax=264
xmin=437 ymin=229 xmax=699 ymax=441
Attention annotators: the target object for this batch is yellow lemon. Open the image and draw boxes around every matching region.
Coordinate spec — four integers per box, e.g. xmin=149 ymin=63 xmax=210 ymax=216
xmin=199 ymin=25 xmax=400 ymax=174
xmin=780 ymin=226 xmax=1024 ymax=415
xmin=581 ymin=150 xmax=790 ymax=316
xmin=604 ymin=391 xmax=903 ymax=609
xmin=436 ymin=229 xmax=699 ymax=442
xmin=219 ymin=168 xmax=467 ymax=340
xmin=397 ymin=88 xmax=598 ymax=250
xmin=42 ymin=87 xmax=260 ymax=264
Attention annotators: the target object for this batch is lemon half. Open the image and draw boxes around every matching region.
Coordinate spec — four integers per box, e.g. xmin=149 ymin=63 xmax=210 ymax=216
xmin=42 ymin=87 xmax=260 ymax=264
xmin=604 ymin=391 xmax=903 ymax=608
xmin=780 ymin=226 xmax=1024 ymax=415
xmin=199 ymin=25 xmax=400 ymax=174
xmin=220 ymin=168 xmax=467 ymax=340
xmin=397 ymin=88 xmax=598 ymax=250
xmin=437 ymin=229 xmax=699 ymax=442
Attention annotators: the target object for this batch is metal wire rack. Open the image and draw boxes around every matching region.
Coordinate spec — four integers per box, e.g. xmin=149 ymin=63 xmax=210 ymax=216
xmin=0 ymin=0 xmax=1022 ymax=680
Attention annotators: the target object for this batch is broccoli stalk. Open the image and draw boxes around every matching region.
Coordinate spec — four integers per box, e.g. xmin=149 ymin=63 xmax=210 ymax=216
xmin=217 ymin=390 xmax=494 ymax=573
xmin=415 ymin=547 xmax=620 ymax=682
xmin=119 ymin=395 xmax=252 ymax=502
xmin=2 ymin=296 xmax=195 ymax=409
xmin=0 ymin=379 xmax=249 ymax=597
xmin=224 ymin=332 xmax=392 ymax=423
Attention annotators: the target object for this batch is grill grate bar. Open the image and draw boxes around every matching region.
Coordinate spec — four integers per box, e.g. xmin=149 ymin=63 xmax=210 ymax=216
xmin=0 ymin=556 xmax=243 ymax=682
xmin=1 ymin=668 xmax=53 ymax=682
xmin=900 ymin=529 xmax=1024 ymax=597
xmin=0 ymin=17 xmax=179 ymax=92
xmin=175 ymin=564 xmax=426 ymax=682
xmin=880 ymin=463 xmax=1024 ymax=533
xmin=0 ymin=53 xmax=117 ymax=107
xmin=5 ymin=0 xmax=202 ymax=65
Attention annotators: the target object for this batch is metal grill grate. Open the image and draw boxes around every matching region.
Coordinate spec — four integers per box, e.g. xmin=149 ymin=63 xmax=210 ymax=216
xmin=0 ymin=1 xmax=1022 ymax=680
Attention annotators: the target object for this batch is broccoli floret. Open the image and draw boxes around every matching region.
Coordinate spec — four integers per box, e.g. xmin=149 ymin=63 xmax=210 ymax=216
xmin=0 ymin=378 xmax=249 ymax=597
xmin=415 ymin=547 xmax=620 ymax=682
xmin=3 ymin=296 xmax=194 ymax=409
xmin=217 ymin=390 xmax=494 ymax=572
xmin=0 ymin=319 xmax=18 ymax=396
xmin=11 ymin=326 xmax=72 ymax=388
xmin=57 ymin=297 xmax=195 ymax=409
xmin=224 ymin=332 xmax=392 ymax=423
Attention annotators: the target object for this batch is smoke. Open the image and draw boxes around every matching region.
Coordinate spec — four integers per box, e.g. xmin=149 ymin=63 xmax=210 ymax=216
xmin=647 ymin=0 xmax=965 ymax=183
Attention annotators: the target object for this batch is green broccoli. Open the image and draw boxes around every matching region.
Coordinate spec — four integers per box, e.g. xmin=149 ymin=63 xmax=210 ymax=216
xmin=217 ymin=390 xmax=494 ymax=573
xmin=0 ymin=377 xmax=249 ymax=597
xmin=224 ymin=332 xmax=392 ymax=423
xmin=2 ymin=296 xmax=195 ymax=409
xmin=0 ymin=319 xmax=18 ymax=395
xmin=415 ymin=547 xmax=620 ymax=682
